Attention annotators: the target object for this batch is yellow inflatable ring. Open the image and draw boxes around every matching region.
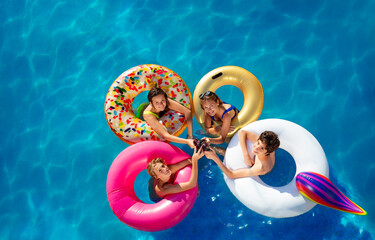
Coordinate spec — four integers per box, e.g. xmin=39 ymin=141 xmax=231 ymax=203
xmin=104 ymin=64 xmax=192 ymax=145
xmin=193 ymin=66 xmax=264 ymax=137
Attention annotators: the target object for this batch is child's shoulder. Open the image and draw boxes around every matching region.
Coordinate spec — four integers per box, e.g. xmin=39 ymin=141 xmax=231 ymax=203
xmin=222 ymin=102 xmax=231 ymax=108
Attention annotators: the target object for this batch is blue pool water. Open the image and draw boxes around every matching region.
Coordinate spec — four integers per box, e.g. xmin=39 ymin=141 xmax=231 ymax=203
xmin=1 ymin=0 xmax=375 ymax=239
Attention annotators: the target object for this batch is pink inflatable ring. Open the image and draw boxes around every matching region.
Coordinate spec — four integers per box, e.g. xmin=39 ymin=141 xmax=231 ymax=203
xmin=106 ymin=141 xmax=198 ymax=232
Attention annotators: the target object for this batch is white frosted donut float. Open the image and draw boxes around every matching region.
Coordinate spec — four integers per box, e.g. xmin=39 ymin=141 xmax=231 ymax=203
xmin=193 ymin=66 xmax=264 ymax=137
xmin=224 ymin=119 xmax=329 ymax=218
xmin=104 ymin=64 xmax=192 ymax=145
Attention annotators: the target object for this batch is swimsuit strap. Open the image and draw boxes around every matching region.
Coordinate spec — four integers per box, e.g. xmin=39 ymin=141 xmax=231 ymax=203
xmin=231 ymin=106 xmax=239 ymax=120
xmin=143 ymin=111 xmax=160 ymax=119
xmin=210 ymin=102 xmax=238 ymax=122
xmin=221 ymin=104 xmax=236 ymax=120
xmin=135 ymin=102 xmax=149 ymax=120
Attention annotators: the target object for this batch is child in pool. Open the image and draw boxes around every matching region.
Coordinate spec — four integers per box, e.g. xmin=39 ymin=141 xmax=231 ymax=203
xmin=147 ymin=147 xmax=204 ymax=202
xmin=143 ymin=87 xmax=195 ymax=148
xmin=205 ymin=130 xmax=280 ymax=178
xmin=198 ymin=91 xmax=239 ymax=154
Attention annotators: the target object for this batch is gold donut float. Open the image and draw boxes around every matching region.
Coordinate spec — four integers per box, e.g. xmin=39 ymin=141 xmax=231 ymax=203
xmin=192 ymin=66 xmax=264 ymax=137
xmin=104 ymin=64 xmax=192 ymax=145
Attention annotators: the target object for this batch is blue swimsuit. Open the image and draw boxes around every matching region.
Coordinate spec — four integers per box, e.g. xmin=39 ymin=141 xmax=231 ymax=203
xmin=210 ymin=103 xmax=239 ymax=122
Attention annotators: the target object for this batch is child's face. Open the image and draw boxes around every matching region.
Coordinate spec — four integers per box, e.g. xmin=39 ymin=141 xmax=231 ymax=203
xmin=153 ymin=162 xmax=171 ymax=182
xmin=151 ymin=94 xmax=167 ymax=112
xmin=202 ymin=100 xmax=220 ymax=116
xmin=252 ymin=139 xmax=267 ymax=156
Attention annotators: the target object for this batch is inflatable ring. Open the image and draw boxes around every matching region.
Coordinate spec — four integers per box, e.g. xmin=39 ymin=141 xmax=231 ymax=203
xmin=224 ymin=119 xmax=329 ymax=218
xmin=104 ymin=64 xmax=192 ymax=145
xmin=106 ymin=141 xmax=198 ymax=231
xmin=192 ymin=66 xmax=264 ymax=137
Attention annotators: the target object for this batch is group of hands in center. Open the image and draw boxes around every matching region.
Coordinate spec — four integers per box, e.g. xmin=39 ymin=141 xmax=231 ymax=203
xmin=190 ymin=137 xmax=221 ymax=163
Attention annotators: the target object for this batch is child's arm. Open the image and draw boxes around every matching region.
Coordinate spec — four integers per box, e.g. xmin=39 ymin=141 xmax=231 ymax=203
xmin=156 ymin=148 xmax=204 ymax=196
xmin=168 ymin=99 xmax=193 ymax=138
xmin=206 ymin=151 xmax=237 ymax=178
xmin=203 ymin=113 xmax=219 ymax=135
xmin=206 ymin=113 xmax=232 ymax=144
xmin=239 ymin=130 xmax=259 ymax=166
xmin=168 ymin=159 xmax=192 ymax=174
xmin=144 ymin=112 xmax=195 ymax=148
xmin=205 ymin=149 xmax=264 ymax=178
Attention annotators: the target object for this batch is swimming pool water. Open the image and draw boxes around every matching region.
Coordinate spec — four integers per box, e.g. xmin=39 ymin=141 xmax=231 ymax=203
xmin=1 ymin=0 xmax=375 ymax=239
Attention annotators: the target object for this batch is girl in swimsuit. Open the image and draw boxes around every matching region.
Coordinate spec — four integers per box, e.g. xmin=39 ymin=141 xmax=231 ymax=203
xmin=143 ymin=87 xmax=195 ymax=148
xmin=199 ymin=91 xmax=239 ymax=146
xmin=147 ymin=147 xmax=204 ymax=202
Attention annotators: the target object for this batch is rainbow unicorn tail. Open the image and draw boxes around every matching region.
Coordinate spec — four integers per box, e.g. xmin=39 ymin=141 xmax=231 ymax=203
xmin=296 ymin=172 xmax=367 ymax=215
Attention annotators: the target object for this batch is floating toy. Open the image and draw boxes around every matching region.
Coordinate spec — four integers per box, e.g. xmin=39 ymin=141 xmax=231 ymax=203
xmin=296 ymin=172 xmax=366 ymax=215
xmin=106 ymin=141 xmax=198 ymax=231
xmin=192 ymin=66 xmax=264 ymax=137
xmin=104 ymin=64 xmax=192 ymax=144
xmin=224 ymin=119 xmax=328 ymax=218
xmin=224 ymin=119 xmax=366 ymax=217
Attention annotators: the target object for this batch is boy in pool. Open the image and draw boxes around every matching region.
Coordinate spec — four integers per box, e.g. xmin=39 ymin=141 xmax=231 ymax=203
xmin=143 ymin=87 xmax=195 ymax=148
xmin=198 ymin=91 xmax=239 ymax=155
xmin=205 ymin=130 xmax=280 ymax=178
xmin=147 ymin=147 xmax=204 ymax=202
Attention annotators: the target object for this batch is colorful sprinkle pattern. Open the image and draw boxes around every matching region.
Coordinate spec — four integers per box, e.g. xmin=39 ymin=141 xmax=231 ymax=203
xmin=104 ymin=64 xmax=192 ymax=144
xmin=296 ymin=172 xmax=367 ymax=215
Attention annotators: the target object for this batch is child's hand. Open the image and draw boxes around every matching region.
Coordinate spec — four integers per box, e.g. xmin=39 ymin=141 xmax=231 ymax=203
xmin=202 ymin=137 xmax=211 ymax=145
xmin=204 ymin=147 xmax=218 ymax=160
xmin=192 ymin=147 xmax=204 ymax=161
xmin=243 ymin=154 xmax=254 ymax=167
xmin=187 ymin=139 xmax=195 ymax=148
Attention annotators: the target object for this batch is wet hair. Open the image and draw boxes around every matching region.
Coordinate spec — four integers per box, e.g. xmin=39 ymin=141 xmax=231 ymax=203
xmin=259 ymin=131 xmax=280 ymax=156
xmin=147 ymin=87 xmax=170 ymax=115
xmin=199 ymin=91 xmax=223 ymax=109
xmin=147 ymin=158 xmax=166 ymax=179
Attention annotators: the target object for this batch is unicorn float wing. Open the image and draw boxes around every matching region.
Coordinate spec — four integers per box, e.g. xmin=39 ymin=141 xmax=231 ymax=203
xmin=296 ymin=172 xmax=367 ymax=215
